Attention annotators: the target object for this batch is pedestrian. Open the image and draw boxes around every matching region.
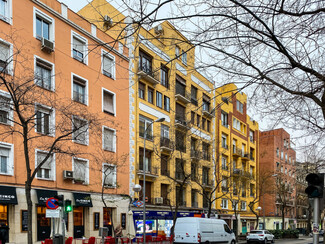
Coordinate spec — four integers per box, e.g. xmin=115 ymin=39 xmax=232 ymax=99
xmin=115 ymin=225 xmax=123 ymax=244
xmin=0 ymin=223 xmax=8 ymax=244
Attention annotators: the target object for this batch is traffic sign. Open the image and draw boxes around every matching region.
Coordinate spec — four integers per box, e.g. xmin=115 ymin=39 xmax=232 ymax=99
xmin=46 ymin=209 xmax=60 ymax=218
xmin=133 ymin=200 xmax=144 ymax=207
xmin=46 ymin=197 xmax=59 ymax=209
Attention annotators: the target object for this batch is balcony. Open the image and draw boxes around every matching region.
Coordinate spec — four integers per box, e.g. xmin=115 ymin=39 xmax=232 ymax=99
xmin=241 ymin=153 xmax=250 ymax=161
xmin=203 ymin=180 xmax=214 ymax=188
xmin=232 ymin=147 xmax=242 ymax=157
xmin=160 ymin=137 xmax=172 ymax=153
xmin=191 ymin=150 xmax=201 ymax=159
xmin=241 ymin=170 xmax=252 ymax=178
xmin=137 ymin=166 xmax=159 ymax=178
xmin=175 ymin=116 xmax=189 ymax=130
xmin=203 ymin=153 xmax=211 ymax=161
xmin=137 ymin=66 xmax=160 ymax=85
xmin=175 ymin=87 xmax=191 ymax=104
xmin=233 ymin=168 xmax=241 ymax=175
xmin=191 ymin=98 xmax=198 ymax=106
xmin=202 ymin=107 xmax=215 ymax=118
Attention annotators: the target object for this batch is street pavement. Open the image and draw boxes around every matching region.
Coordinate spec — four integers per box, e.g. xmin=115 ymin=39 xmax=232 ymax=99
xmin=238 ymin=235 xmax=321 ymax=244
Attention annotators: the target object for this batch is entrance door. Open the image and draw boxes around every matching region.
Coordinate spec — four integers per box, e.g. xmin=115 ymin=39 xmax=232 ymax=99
xmin=242 ymin=221 xmax=247 ymax=234
xmin=37 ymin=206 xmax=51 ymax=241
xmin=0 ymin=205 xmax=8 ymax=242
xmin=73 ymin=207 xmax=84 ymax=238
xmin=103 ymin=208 xmax=113 ymax=236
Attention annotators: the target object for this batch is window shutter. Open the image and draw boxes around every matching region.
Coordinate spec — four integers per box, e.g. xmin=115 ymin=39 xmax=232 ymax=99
xmin=37 ymin=152 xmax=51 ymax=169
xmin=103 ymin=55 xmax=113 ymax=75
xmin=74 ymin=160 xmax=86 ymax=180
xmin=0 ymin=42 xmax=9 ymax=62
xmin=36 ymin=111 xmax=42 ymax=133
xmin=0 ymin=147 xmax=9 ymax=157
xmin=73 ymin=37 xmax=84 ymax=53
xmin=103 ymin=92 xmax=114 ymax=114
xmin=44 ymin=113 xmax=50 ymax=134
xmin=104 ymin=128 xmax=114 ymax=151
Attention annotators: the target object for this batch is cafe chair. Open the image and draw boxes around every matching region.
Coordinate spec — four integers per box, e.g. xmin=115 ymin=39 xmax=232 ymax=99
xmin=88 ymin=237 xmax=96 ymax=244
xmin=65 ymin=237 xmax=73 ymax=244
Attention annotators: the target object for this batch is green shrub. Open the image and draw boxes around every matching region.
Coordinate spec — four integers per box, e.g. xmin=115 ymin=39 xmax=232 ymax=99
xmin=268 ymin=229 xmax=299 ymax=239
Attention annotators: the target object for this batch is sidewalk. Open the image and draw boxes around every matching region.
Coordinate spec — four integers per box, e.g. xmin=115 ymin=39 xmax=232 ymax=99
xmin=237 ymin=235 xmax=313 ymax=244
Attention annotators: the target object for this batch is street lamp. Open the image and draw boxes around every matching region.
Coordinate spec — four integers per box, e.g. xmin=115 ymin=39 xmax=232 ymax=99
xmin=256 ymin=206 xmax=262 ymax=229
xmin=142 ymin=117 xmax=165 ymax=243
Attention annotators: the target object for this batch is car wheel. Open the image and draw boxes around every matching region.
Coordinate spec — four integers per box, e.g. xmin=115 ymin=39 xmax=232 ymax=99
xmin=271 ymin=238 xmax=274 ymax=243
xmin=264 ymin=238 xmax=268 ymax=244
xmin=231 ymin=240 xmax=236 ymax=244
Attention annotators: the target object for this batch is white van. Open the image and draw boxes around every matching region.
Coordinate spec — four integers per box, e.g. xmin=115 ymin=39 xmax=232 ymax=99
xmin=174 ymin=217 xmax=236 ymax=244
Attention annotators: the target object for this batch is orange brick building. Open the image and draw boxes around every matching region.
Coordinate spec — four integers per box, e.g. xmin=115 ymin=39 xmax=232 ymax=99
xmin=0 ymin=0 xmax=129 ymax=242
xmin=259 ymin=128 xmax=296 ymax=229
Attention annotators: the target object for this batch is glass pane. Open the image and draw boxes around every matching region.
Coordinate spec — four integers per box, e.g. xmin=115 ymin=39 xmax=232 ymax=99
xmin=0 ymin=156 xmax=7 ymax=173
xmin=36 ymin=17 xmax=42 ymax=38
xmin=43 ymin=21 xmax=49 ymax=40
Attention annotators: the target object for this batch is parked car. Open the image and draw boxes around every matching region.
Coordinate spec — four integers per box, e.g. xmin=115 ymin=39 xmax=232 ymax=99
xmin=174 ymin=217 xmax=236 ymax=244
xmin=246 ymin=230 xmax=274 ymax=243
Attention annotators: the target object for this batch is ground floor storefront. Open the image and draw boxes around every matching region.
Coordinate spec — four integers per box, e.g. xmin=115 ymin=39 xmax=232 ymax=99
xmin=0 ymin=185 xmax=130 ymax=244
xmin=262 ymin=217 xmax=297 ymax=230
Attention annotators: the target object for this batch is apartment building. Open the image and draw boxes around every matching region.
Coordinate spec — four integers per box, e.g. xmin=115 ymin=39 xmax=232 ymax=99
xmin=259 ymin=129 xmax=296 ymax=230
xmin=295 ymin=162 xmax=309 ymax=231
xmin=214 ymin=83 xmax=259 ymax=235
xmin=0 ymin=0 xmax=130 ymax=242
xmin=79 ymin=0 xmax=215 ymax=236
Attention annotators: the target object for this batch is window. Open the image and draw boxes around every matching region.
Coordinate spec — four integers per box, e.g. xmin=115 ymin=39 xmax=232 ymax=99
xmin=139 ymin=50 xmax=152 ymax=75
xmin=0 ymin=0 xmax=11 ymax=23
xmin=232 ymin=200 xmax=239 ymax=210
xmin=191 ymin=112 xmax=195 ymax=124
xmin=73 ymin=158 xmax=88 ymax=184
xmin=0 ymin=93 xmax=12 ymax=125
xmin=233 ymin=118 xmax=246 ymax=133
xmin=221 ymin=133 xmax=228 ymax=149
xmin=161 ymin=66 xmax=169 ymax=88
xmin=276 ymin=148 xmax=279 ymax=157
xmin=241 ymin=201 xmax=247 ymax=211
xmin=0 ymin=41 xmax=11 ymax=73
xmin=249 ymin=130 xmax=254 ymax=142
xmin=102 ymin=51 xmax=115 ymax=78
xmin=139 ymin=116 xmax=153 ymax=140
xmin=175 ymin=46 xmax=180 ymax=57
xmin=197 ymin=115 xmax=200 ymax=127
xmin=176 ymin=130 xmax=186 ymax=152
xmin=202 ymin=167 xmax=209 ymax=185
xmin=281 ymin=151 xmax=284 ymax=159
xmin=207 ymin=120 xmax=211 ymax=132
xmin=72 ymin=117 xmax=89 ymax=145
xmin=161 ymin=125 xmax=169 ymax=139
xmin=72 ymin=32 xmax=87 ymax=64
xmin=0 ymin=142 xmax=13 ymax=175
xmin=35 ymin=57 xmax=54 ymax=90
xmin=139 ymin=148 xmax=152 ymax=172
xmin=164 ymin=96 xmax=170 ymax=112
xmin=35 ymin=105 xmax=54 ymax=136
xmin=222 ymin=177 xmax=228 ymax=191
xmin=181 ymin=50 xmax=187 ymax=65
xmin=103 ymin=164 xmax=116 ymax=187
xmin=36 ymin=150 xmax=54 ymax=180
xmin=148 ymin=87 xmax=154 ymax=104
xmin=139 ymin=82 xmax=145 ymax=99
xmin=236 ymin=100 xmax=244 ymax=113
xmin=175 ymin=76 xmax=186 ymax=97
xmin=102 ymin=89 xmax=115 ymax=115
xmin=72 ymin=75 xmax=88 ymax=105
xmin=221 ymin=111 xmax=228 ymax=127
xmin=202 ymin=94 xmax=210 ymax=112
xmin=191 ymin=86 xmax=198 ymax=105
xmin=222 ymin=155 xmax=228 ymax=170
xmin=221 ymin=199 xmax=228 ymax=209
xmin=103 ymin=127 xmax=116 ymax=152
xmin=34 ymin=8 xmax=54 ymax=41
xmin=202 ymin=118 xmax=206 ymax=130
xmin=156 ymin=91 xmax=162 ymax=108
xmin=202 ymin=142 xmax=210 ymax=161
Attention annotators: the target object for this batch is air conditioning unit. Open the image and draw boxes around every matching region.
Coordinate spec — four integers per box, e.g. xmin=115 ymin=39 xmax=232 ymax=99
xmin=103 ymin=15 xmax=113 ymax=28
xmin=63 ymin=170 xmax=74 ymax=180
xmin=41 ymin=38 xmax=54 ymax=53
xmin=154 ymin=25 xmax=163 ymax=35
xmin=155 ymin=197 xmax=163 ymax=204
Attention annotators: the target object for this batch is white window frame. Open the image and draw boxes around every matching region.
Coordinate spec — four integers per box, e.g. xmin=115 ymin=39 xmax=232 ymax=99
xmin=161 ymin=124 xmax=169 ymax=139
xmin=241 ymin=201 xmax=247 ymax=211
xmin=72 ymin=157 xmax=89 ymax=184
xmin=0 ymin=142 xmax=13 ymax=175
xmin=102 ymin=87 xmax=116 ymax=116
xmin=71 ymin=73 xmax=88 ymax=106
xmin=0 ymin=0 xmax=12 ymax=24
xmin=102 ymin=163 xmax=117 ymax=188
xmin=34 ymin=55 xmax=55 ymax=91
xmin=102 ymin=126 xmax=116 ymax=152
xmin=221 ymin=199 xmax=228 ymax=209
xmin=101 ymin=49 xmax=115 ymax=79
xmin=0 ymin=90 xmax=13 ymax=126
xmin=71 ymin=31 xmax=88 ymax=64
xmin=232 ymin=200 xmax=239 ymax=210
xmin=72 ymin=116 xmax=89 ymax=145
xmin=35 ymin=149 xmax=55 ymax=181
xmin=221 ymin=134 xmax=228 ymax=148
xmin=0 ymin=38 xmax=13 ymax=75
xmin=33 ymin=7 xmax=55 ymax=42
xmin=34 ymin=103 xmax=55 ymax=136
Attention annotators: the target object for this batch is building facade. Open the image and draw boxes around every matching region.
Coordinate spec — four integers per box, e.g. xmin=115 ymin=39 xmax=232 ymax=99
xmin=0 ymin=0 xmax=130 ymax=243
xmin=259 ymin=129 xmax=296 ymax=230
xmin=215 ymin=83 xmax=259 ymax=235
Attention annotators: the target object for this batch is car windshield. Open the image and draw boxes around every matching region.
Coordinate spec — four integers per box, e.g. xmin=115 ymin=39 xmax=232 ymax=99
xmin=250 ymin=231 xmax=263 ymax=234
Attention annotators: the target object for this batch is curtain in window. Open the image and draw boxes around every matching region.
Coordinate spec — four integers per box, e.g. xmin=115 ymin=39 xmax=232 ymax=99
xmin=74 ymin=159 xmax=86 ymax=180
xmin=37 ymin=152 xmax=52 ymax=169
xmin=103 ymin=55 xmax=113 ymax=76
xmin=103 ymin=92 xmax=114 ymax=114
xmin=104 ymin=128 xmax=114 ymax=151
xmin=73 ymin=37 xmax=84 ymax=53
xmin=0 ymin=147 xmax=8 ymax=173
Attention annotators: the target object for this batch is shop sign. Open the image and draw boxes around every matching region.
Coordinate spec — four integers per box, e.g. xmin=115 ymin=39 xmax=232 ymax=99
xmin=0 ymin=186 xmax=18 ymax=205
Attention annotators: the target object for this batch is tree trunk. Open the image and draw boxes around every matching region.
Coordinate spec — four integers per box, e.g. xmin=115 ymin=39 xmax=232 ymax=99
xmin=26 ymin=181 xmax=33 ymax=244
xmin=255 ymin=216 xmax=259 ymax=229
xmin=282 ymin=207 xmax=285 ymax=230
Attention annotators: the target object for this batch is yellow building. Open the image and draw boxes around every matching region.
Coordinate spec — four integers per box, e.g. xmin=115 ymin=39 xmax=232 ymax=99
xmin=79 ymin=0 xmax=215 ymax=236
xmin=214 ymin=83 xmax=259 ymax=234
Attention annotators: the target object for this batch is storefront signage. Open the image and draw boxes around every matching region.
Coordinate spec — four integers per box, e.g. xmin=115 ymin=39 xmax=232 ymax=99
xmin=21 ymin=210 xmax=28 ymax=232
xmin=35 ymin=189 xmax=58 ymax=206
xmin=73 ymin=193 xmax=93 ymax=207
xmin=132 ymin=210 xmax=195 ymax=220
xmin=0 ymin=186 xmax=18 ymax=205
xmin=46 ymin=209 xmax=60 ymax=218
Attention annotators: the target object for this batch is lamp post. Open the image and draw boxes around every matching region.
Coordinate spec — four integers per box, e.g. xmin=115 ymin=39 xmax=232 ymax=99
xmin=142 ymin=117 xmax=165 ymax=243
xmin=256 ymin=206 xmax=262 ymax=229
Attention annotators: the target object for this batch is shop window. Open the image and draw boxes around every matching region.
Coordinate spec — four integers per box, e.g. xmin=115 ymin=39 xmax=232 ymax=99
xmin=73 ymin=206 xmax=84 ymax=238
xmin=0 ymin=204 xmax=7 ymax=225
xmin=37 ymin=206 xmax=51 ymax=241
xmin=103 ymin=207 xmax=113 ymax=236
